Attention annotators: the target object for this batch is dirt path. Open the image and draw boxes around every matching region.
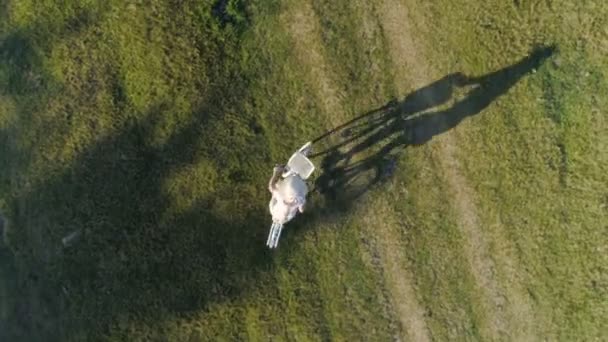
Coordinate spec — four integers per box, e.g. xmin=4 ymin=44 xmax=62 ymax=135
xmin=376 ymin=0 xmax=536 ymax=340
xmin=360 ymin=197 xmax=432 ymax=342
xmin=376 ymin=0 xmax=506 ymax=338
xmin=282 ymin=1 xmax=348 ymax=128
xmin=284 ymin=3 xmax=431 ymax=340
xmin=436 ymin=142 xmax=510 ymax=338
xmin=437 ymin=142 xmax=537 ymax=341
xmin=284 ymin=0 xmax=537 ymax=339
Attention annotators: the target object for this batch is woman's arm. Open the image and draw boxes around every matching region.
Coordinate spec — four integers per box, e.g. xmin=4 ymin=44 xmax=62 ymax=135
xmin=268 ymin=165 xmax=284 ymax=193
xmin=297 ymin=195 xmax=306 ymax=213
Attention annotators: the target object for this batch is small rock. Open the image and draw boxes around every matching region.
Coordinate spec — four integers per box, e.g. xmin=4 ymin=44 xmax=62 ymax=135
xmin=552 ymin=56 xmax=563 ymax=68
xmin=62 ymin=230 xmax=82 ymax=248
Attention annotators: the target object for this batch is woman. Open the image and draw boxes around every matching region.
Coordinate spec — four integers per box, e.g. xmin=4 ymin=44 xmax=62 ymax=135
xmin=267 ymin=142 xmax=313 ymax=225
xmin=268 ymin=164 xmax=308 ymax=225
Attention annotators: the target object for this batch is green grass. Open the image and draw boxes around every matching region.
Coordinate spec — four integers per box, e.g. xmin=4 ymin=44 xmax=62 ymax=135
xmin=1 ymin=0 xmax=606 ymax=340
xmin=409 ymin=1 xmax=608 ymax=339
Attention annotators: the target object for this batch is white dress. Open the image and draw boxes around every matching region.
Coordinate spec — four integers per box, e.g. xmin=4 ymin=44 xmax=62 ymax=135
xmin=269 ymin=175 xmax=308 ymax=224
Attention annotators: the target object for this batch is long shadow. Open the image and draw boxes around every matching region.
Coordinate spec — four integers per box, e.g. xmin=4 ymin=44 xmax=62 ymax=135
xmin=0 ymin=9 xmax=272 ymax=341
xmin=312 ymin=45 xmax=556 ymax=206
xmin=0 ymin=4 xmax=107 ymax=95
xmin=1 ymin=26 xmax=555 ymax=340
xmin=3 ymin=106 xmax=274 ymax=340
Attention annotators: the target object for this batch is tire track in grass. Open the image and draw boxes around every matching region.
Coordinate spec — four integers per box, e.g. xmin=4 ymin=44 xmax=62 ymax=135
xmin=359 ymin=197 xmax=431 ymax=342
xmin=281 ymin=1 xmax=348 ymax=128
xmin=283 ymin=2 xmax=430 ymax=340
xmin=376 ymin=0 xmax=537 ymax=340
xmin=341 ymin=2 xmax=433 ymax=340
xmin=437 ymin=141 xmax=537 ymax=341
xmin=281 ymin=3 xmax=351 ymax=338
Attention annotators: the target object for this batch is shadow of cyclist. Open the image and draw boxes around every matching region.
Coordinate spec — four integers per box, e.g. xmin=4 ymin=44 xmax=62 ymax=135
xmin=312 ymin=45 xmax=556 ymax=205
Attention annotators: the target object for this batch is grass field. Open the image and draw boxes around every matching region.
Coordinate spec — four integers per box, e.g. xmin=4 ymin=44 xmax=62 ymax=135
xmin=1 ymin=0 xmax=607 ymax=341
